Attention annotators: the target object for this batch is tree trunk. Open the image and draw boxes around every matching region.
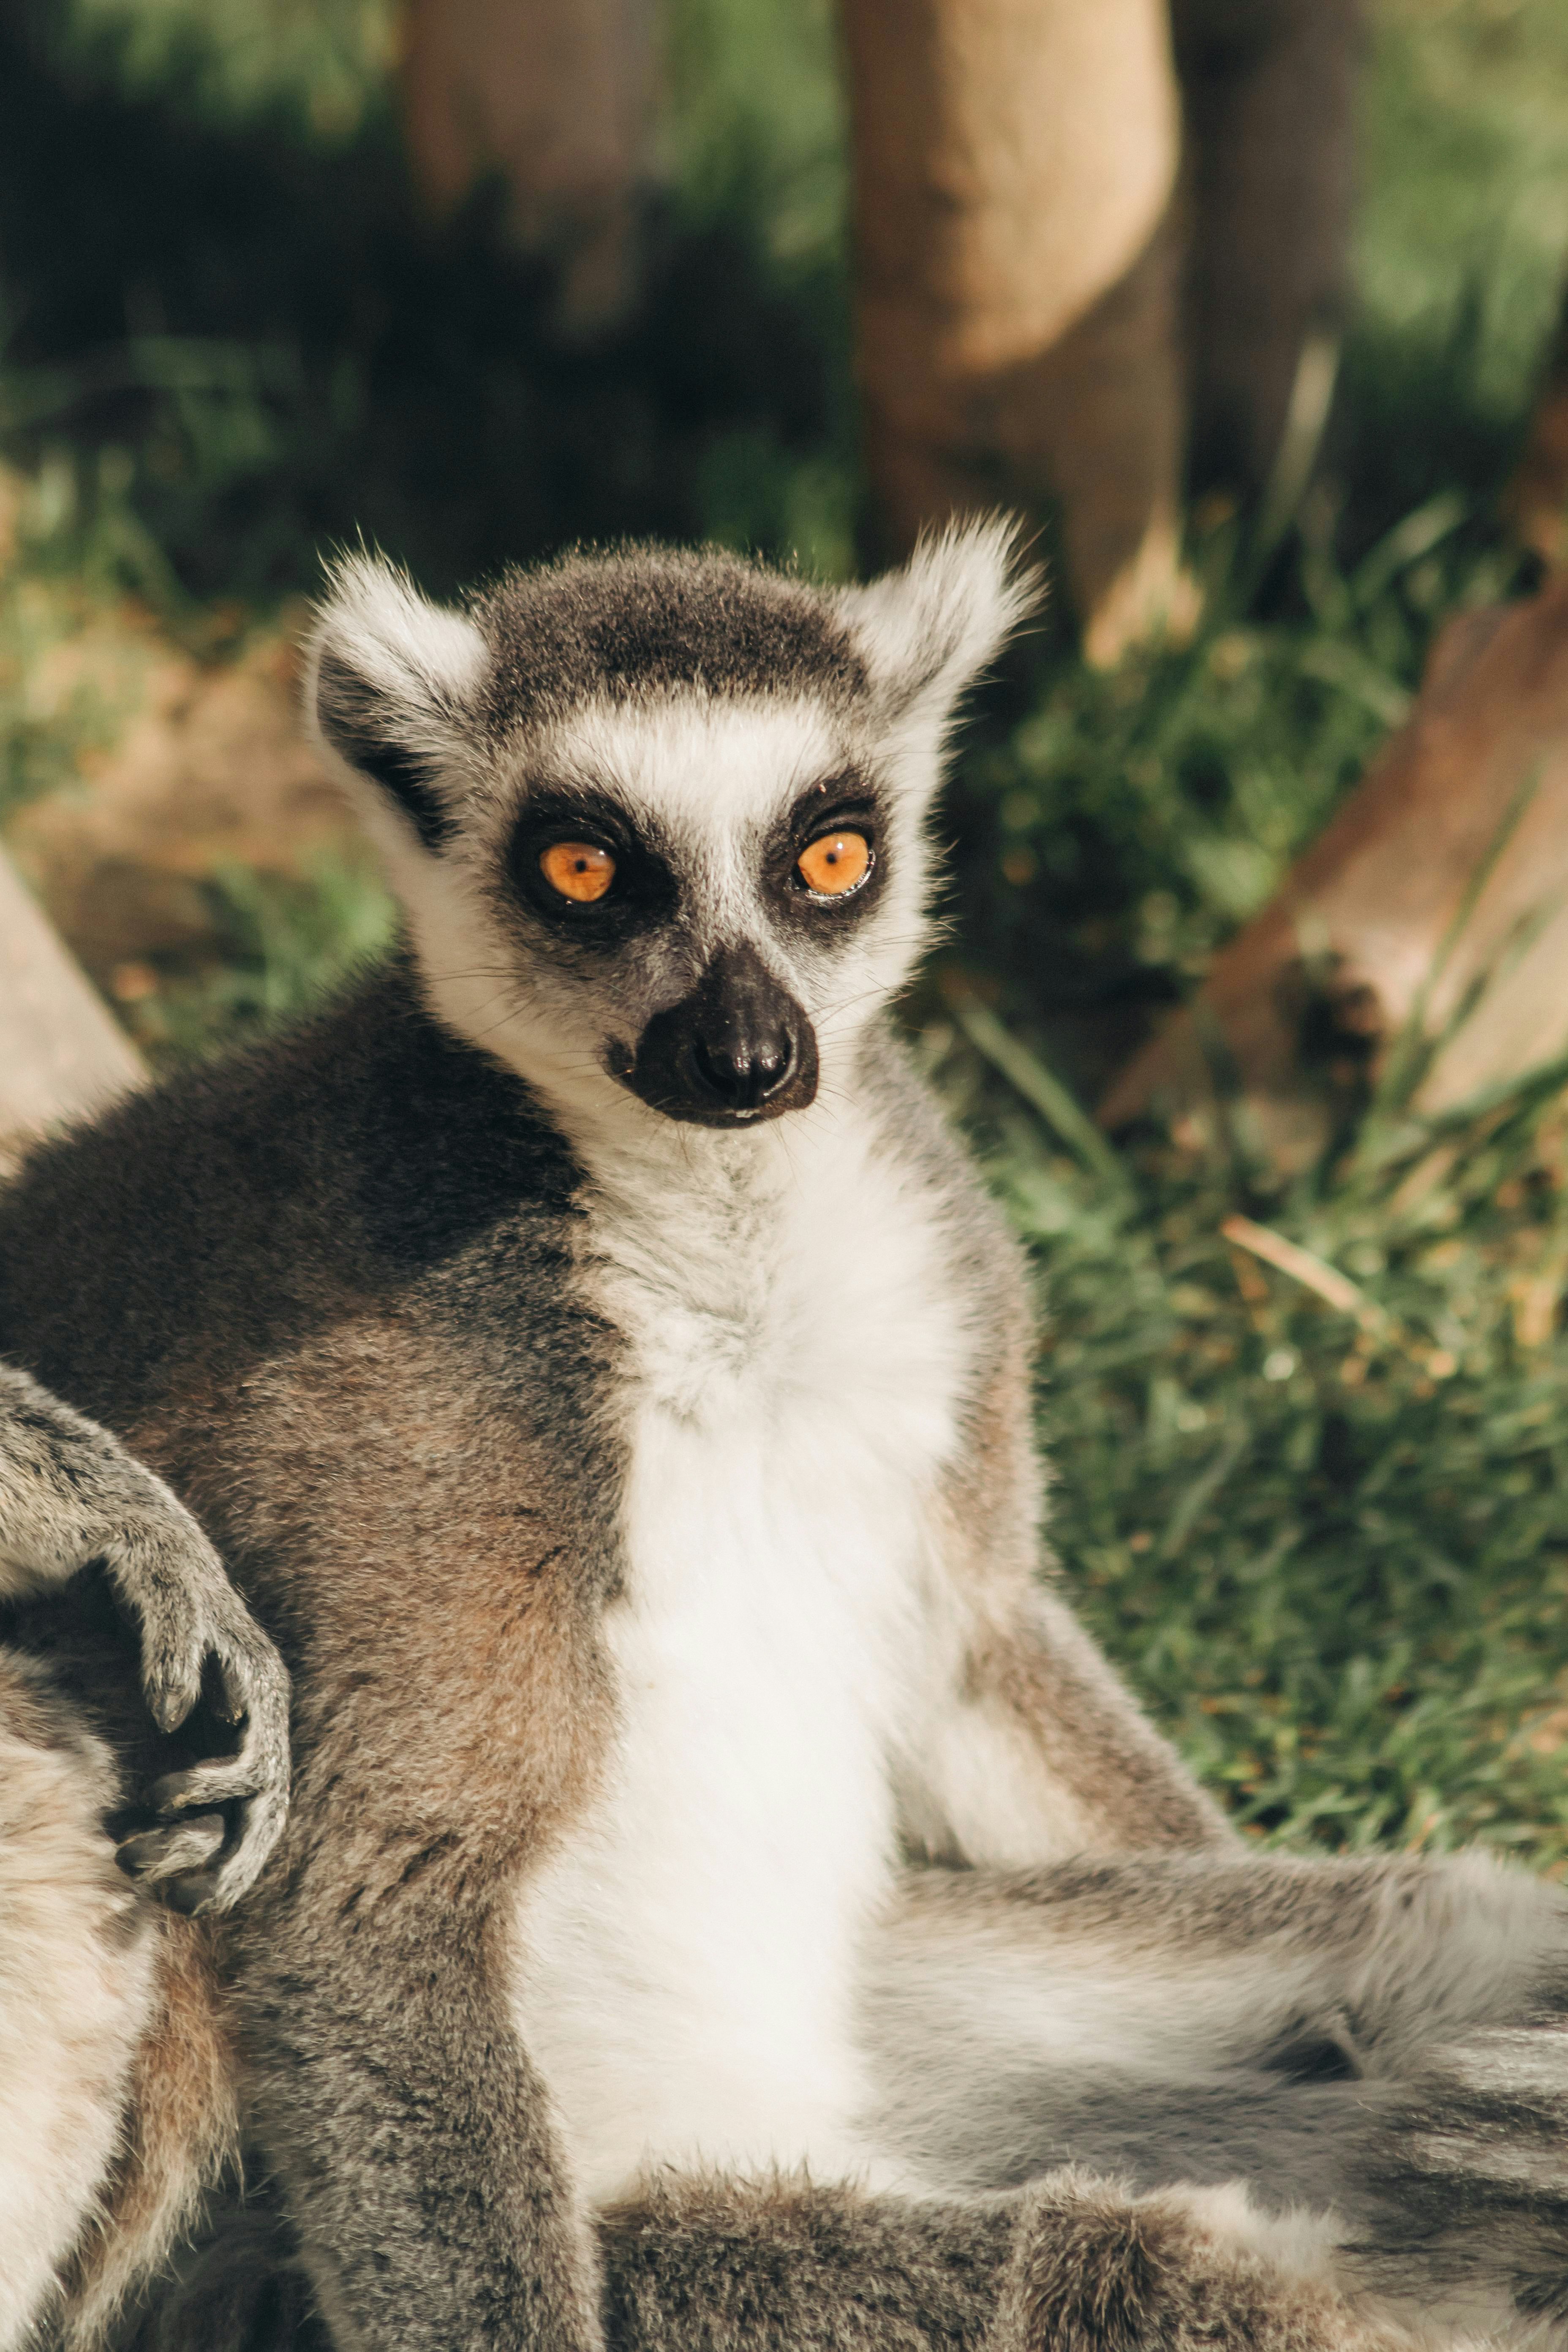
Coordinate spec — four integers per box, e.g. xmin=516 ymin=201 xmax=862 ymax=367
xmin=1173 ymin=0 xmax=1361 ymax=499
xmin=1098 ymin=578 xmax=1568 ymax=1171
xmin=401 ymin=0 xmax=659 ymax=338
xmin=838 ymin=0 xmax=1192 ymax=665
xmin=838 ymin=0 xmax=1362 ymax=659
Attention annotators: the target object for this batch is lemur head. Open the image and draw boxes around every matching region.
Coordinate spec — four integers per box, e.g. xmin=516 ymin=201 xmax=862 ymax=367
xmin=307 ymin=526 xmax=1032 ymax=1141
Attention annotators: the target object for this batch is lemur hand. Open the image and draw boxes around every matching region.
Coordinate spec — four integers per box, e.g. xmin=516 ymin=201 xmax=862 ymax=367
xmin=0 ymin=1363 xmax=291 ymax=1913
xmin=105 ymin=1501 xmax=291 ymax=1914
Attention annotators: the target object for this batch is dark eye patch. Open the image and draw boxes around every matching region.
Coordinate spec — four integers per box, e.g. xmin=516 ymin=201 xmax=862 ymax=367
xmin=504 ymin=787 xmax=678 ymax=942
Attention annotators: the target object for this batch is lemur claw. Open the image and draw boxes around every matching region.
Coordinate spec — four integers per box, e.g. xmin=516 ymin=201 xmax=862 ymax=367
xmin=115 ymin=1809 xmax=227 ymax=1887
xmin=0 ymin=1363 xmax=293 ymax=1913
xmin=129 ymin=1606 xmax=291 ymax=1911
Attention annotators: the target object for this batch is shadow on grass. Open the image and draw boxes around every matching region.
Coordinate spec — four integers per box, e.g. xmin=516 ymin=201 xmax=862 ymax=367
xmin=0 ymin=1 xmax=849 ymax=604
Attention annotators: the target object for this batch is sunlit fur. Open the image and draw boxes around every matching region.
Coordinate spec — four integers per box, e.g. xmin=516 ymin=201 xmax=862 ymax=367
xmin=306 ymin=524 xmax=1040 ymax=2206
xmin=0 ymin=1667 xmax=152 ymax=2352
xmin=8 ymin=531 xmax=1568 ymax=2352
xmin=305 ymin=523 xmax=1030 ymax=1157
xmin=0 ymin=1367 xmax=284 ymax=2352
xmin=299 ymin=530 xmax=1568 ymax=2344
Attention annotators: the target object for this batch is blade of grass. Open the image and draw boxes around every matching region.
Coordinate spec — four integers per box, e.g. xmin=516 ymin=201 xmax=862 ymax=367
xmin=1161 ymin=1424 xmax=1250 ymax=1560
xmin=1418 ymin=1040 xmax=1568 ymax=1142
xmin=947 ymin=985 xmax=1134 ymax=1199
xmin=1350 ymin=490 xmax=1469 ymax=610
xmin=1221 ymin=1213 xmax=1386 ymax=1330
xmin=1362 ymin=762 xmax=1545 ymax=1132
xmin=1249 ymin=331 xmax=1341 ymax=583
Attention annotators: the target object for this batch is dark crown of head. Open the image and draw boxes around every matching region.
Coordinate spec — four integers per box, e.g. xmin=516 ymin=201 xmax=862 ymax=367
xmin=471 ymin=547 xmax=868 ymax=737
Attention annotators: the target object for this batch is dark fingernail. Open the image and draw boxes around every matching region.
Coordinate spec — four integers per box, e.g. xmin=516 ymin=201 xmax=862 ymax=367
xmin=202 ymin=1653 xmax=244 ymax=1723
xmin=115 ymin=1830 xmax=167 ymax=1876
xmin=150 ymin=1775 xmax=199 ymax=1813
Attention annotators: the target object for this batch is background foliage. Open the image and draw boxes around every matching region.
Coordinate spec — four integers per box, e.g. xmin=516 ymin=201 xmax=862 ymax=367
xmin=6 ymin=0 xmax=1568 ymax=1860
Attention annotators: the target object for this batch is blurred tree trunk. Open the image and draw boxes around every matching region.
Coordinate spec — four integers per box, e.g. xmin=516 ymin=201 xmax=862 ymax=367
xmin=1174 ymin=0 xmax=1361 ymax=501
xmin=839 ymin=0 xmax=1192 ymax=667
xmin=0 ymin=847 xmax=143 ymax=1180
xmin=838 ymin=0 xmax=1360 ymax=663
xmin=401 ymin=0 xmax=659 ymax=339
xmin=1098 ymin=578 xmax=1568 ymax=1172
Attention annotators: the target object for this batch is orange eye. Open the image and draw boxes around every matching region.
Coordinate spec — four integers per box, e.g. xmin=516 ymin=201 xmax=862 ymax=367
xmin=541 ymin=841 xmax=616 ymax=902
xmin=797 ymin=830 xmax=870 ymax=897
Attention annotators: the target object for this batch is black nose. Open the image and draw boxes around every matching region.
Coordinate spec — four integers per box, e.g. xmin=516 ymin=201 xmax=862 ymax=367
xmin=626 ymin=942 xmax=819 ymax=1127
xmin=691 ymin=1026 xmax=796 ymax=1112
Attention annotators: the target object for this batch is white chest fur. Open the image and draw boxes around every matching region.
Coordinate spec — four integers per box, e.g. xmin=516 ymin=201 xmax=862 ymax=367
xmin=509 ymin=1108 xmax=970 ymax=2206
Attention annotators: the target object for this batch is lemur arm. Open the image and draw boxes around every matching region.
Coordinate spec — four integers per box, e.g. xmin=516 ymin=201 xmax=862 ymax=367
xmin=905 ymin=1577 xmax=1233 ymax=1865
xmin=0 ymin=1361 xmax=290 ymax=1910
xmin=236 ymin=1856 xmax=607 ymax=2352
xmin=898 ymin=1342 xmax=1233 ymax=1867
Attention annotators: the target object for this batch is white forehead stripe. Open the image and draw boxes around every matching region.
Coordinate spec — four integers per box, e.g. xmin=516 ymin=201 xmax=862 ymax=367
xmin=534 ymin=695 xmax=852 ymax=847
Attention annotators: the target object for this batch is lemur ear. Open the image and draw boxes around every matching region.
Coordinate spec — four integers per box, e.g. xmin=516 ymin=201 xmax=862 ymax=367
xmin=834 ymin=517 xmax=1040 ymax=732
xmin=307 ymin=553 xmax=487 ymax=854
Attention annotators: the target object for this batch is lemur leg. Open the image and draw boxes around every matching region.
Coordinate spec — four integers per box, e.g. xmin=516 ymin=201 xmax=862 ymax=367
xmin=233 ymin=1876 xmax=604 ymax=2352
xmin=597 ymin=2166 xmax=1414 ymax=2352
xmin=863 ymin=1854 xmax=1568 ymax=2336
xmin=0 ymin=1654 xmax=156 ymax=2352
xmin=114 ymin=2156 xmax=1418 ymax=2352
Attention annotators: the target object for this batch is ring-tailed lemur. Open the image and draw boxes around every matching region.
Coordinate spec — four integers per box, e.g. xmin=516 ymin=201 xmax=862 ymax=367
xmin=5 ymin=526 xmax=1568 ymax=2352
xmin=0 ymin=1362 xmax=289 ymax=2352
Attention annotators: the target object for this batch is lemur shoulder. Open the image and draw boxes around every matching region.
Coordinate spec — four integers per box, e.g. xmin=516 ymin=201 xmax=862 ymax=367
xmin=5 ymin=527 xmax=1568 ymax=2352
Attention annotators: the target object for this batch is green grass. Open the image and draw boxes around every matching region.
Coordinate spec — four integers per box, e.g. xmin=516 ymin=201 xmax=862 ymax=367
xmin=939 ymin=1015 xmax=1568 ymax=1868
xmin=8 ymin=0 xmax=1568 ymax=1860
xmin=1339 ymin=1 xmax=1568 ymax=539
xmin=109 ymin=860 xmax=399 ymax=1064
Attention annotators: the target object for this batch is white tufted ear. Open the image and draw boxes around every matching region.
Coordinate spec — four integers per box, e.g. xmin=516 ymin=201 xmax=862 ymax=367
xmin=305 ymin=552 xmax=488 ymax=855
xmin=833 ymin=517 xmax=1040 ymax=736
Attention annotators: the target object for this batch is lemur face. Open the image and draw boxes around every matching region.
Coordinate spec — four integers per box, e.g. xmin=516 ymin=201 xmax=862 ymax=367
xmin=308 ymin=528 xmax=1032 ymax=1140
xmin=499 ymin=701 xmax=878 ymax=1127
